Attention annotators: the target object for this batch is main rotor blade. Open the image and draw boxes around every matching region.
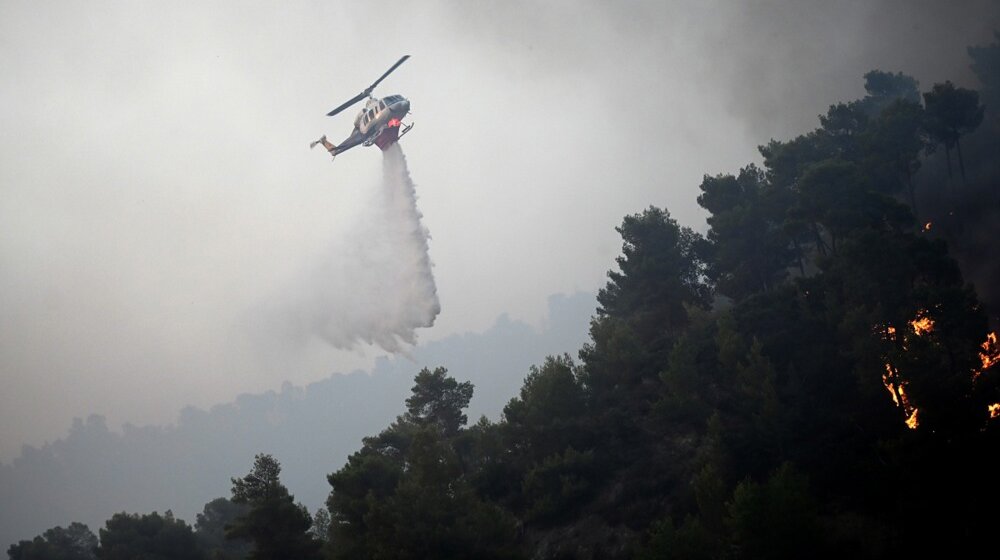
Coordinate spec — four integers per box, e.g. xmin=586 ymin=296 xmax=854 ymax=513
xmin=326 ymin=92 xmax=367 ymax=117
xmin=364 ymin=55 xmax=410 ymax=95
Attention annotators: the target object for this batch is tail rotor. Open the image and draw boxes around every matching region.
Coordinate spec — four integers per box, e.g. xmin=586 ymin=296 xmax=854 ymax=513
xmin=310 ymin=135 xmax=338 ymax=161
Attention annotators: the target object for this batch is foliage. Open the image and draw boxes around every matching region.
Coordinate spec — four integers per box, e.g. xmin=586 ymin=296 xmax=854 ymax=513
xmin=96 ymin=512 xmax=203 ymax=560
xmin=22 ymin=37 xmax=1000 ymax=560
xmin=404 ymin=367 xmax=474 ymax=436
xmin=698 ymin=165 xmax=794 ymax=299
xmin=636 ymin=516 xmax=721 ymax=560
xmin=968 ymin=31 xmax=1000 ymax=120
xmin=7 ymin=523 xmax=97 ymax=560
xmin=858 ymin=70 xmax=921 ymax=116
xmin=725 ymin=464 xmax=821 ymax=560
xmin=228 ymin=455 xmax=321 ymax=560
xmin=194 ymin=498 xmax=251 ymax=560
xmin=502 ymin=355 xmax=589 ymax=466
xmin=922 ymin=80 xmax=985 ymax=179
xmin=326 ymin=368 xmax=522 ymax=560
xmin=520 ymin=447 xmax=596 ymax=524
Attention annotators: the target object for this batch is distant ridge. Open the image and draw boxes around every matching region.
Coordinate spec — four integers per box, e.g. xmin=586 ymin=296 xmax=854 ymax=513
xmin=0 ymin=292 xmax=595 ymax=551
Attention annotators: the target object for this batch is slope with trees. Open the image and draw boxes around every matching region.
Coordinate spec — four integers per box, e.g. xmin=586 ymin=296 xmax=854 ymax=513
xmin=10 ymin=32 xmax=1000 ymax=560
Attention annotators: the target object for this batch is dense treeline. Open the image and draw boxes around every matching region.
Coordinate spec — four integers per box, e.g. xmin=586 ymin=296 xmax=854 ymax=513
xmin=0 ymin=292 xmax=593 ymax=552
xmin=11 ymin=34 xmax=1000 ymax=560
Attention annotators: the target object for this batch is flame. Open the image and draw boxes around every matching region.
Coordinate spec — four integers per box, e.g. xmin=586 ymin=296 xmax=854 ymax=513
xmin=897 ymin=382 xmax=912 ymax=409
xmin=880 ymin=319 xmax=998 ymax=430
xmin=898 ymin=383 xmax=919 ymax=429
xmin=923 ymin=221 xmax=932 ymax=232
xmin=980 ymin=332 xmax=999 ymax=372
xmin=883 ymin=363 xmax=901 ymax=406
xmin=882 ymin=361 xmax=919 ymax=428
xmin=909 ymin=313 xmax=934 ymax=336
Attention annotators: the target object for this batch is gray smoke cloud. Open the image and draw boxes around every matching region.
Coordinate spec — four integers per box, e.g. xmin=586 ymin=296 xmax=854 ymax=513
xmin=268 ymin=144 xmax=440 ymax=353
xmin=3 ymin=0 xmax=998 ymax=463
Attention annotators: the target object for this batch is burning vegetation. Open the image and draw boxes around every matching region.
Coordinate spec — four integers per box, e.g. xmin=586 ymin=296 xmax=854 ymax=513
xmin=882 ymin=310 xmax=1000 ymax=429
xmin=979 ymin=332 xmax=999 ymax=374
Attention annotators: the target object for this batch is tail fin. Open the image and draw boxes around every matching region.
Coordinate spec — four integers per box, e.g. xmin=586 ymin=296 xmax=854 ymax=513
xmin=310 ymin=135 xmax=338 ymax=160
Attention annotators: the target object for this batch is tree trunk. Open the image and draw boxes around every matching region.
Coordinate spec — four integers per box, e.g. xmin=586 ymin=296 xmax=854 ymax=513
xmin=811 ymin=223 xmax=827 ymax=256
xmin=944 ymin=145 xmax=953 ymax=179
xmin=956 ymin=137 xmax=967 ymax=183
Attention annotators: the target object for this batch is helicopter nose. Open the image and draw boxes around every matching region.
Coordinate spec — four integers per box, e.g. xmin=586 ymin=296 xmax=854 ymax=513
xmin=396 ymin=99 xmax=410 ymax=113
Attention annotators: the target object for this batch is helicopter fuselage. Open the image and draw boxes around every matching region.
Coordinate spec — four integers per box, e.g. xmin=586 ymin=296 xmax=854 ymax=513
xmin=348 ymin=95 xmax=410 ymax=151
xmin=314 ymin=55 xmax=413 ymax=160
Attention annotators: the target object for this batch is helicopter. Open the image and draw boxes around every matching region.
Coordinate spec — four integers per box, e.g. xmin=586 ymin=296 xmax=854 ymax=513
xmin=311 ymin=55 xmax=414 ymax=160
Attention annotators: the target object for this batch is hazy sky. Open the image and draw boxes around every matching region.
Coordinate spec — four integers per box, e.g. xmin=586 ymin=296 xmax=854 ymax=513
xmin=2 ymin=0 xmax=998 ymax=462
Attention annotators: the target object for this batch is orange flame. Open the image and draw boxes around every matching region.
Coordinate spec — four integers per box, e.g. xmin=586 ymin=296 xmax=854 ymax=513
xmin=980 ymin=332 xmax=999 ymax=372
xmin=881 ymin=320 xmax=997 ymax=430
xmin=898 ymin=384 xmax=919 ymax=429
xmin=877 ymin=311 xmax=939 ymax=430
xmin=882 ymin=362 xmax=919 ymax=429
xmin=883 ymin=363 xmax=901 ymax=406
xmin=910 ymin=313 xmax=934 ymax=336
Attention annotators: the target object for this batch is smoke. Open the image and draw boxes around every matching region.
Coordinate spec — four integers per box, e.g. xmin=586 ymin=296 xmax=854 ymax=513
xmin=268 ymin=143 xmax=440 ymax=354
xmin=914 ymin=109 xmax=1000 ymax=329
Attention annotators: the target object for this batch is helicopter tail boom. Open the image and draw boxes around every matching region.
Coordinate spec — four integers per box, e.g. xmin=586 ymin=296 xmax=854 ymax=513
xmin=310 ymin=135 xmax=338 ymax=160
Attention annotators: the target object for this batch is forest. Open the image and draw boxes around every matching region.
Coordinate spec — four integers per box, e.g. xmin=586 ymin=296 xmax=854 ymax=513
xmin=9 ymin=32 xmax=1000 ymax=560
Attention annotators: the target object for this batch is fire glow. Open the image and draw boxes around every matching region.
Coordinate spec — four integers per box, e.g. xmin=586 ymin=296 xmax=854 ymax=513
xmin=881 ymin=312 xmax=1000 ymax=428
xmin=910 ymin=313 xmax=934 ymax=336
xmin=882 ymin=361 xmax=918 ymax=429
xmin=879 ymin=311 xmax=937 ymax=430
xmin=979 ymin=332 xmax=999 ymax=376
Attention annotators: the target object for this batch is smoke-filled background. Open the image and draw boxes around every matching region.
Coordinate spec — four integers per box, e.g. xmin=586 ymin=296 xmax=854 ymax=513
xmin=2 ymin=0 xmax=1000 ymax=549
xmin=266 ymin=144 xmax=439 ymax=353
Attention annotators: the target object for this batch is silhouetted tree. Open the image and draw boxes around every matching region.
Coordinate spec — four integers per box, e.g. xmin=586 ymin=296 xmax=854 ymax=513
xmin=404 ymin=366 xmax=474 ymax=437
xmin=923 ymin=81 xmax=985 ymax=181
xmin=8 ymin=523 xmax=97 ymax=560
xmin=502 ymin=355 xmax=589 ymax=466
xmin=96 ymin=511 xmax=203 ymax=560
xmin=194 ymin=498 xmax=251 ymax=560
xmin=862 ymin=99 xmax=927 ymax=210
xmin=968 ymin=31 xmax=1000 ymax=122
xmin=580 ymin=206 xmax=710 ymax=465
xmin=326 ymin=369 xmax=521 ymax=560
xmin=818 ymin=102 xmax=869 ymax=160
xmin=227 ymin=454 xmax=321 ymax=560
xmin=858 ymin=70 xmax=920 ymax=117
xmin=308 ymin=508 xmax=330 ymax=543
xmin=725 ymin=464 xmax=820 ymax=560
xmin=698 ymin=166 xmax=793 ymax=297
